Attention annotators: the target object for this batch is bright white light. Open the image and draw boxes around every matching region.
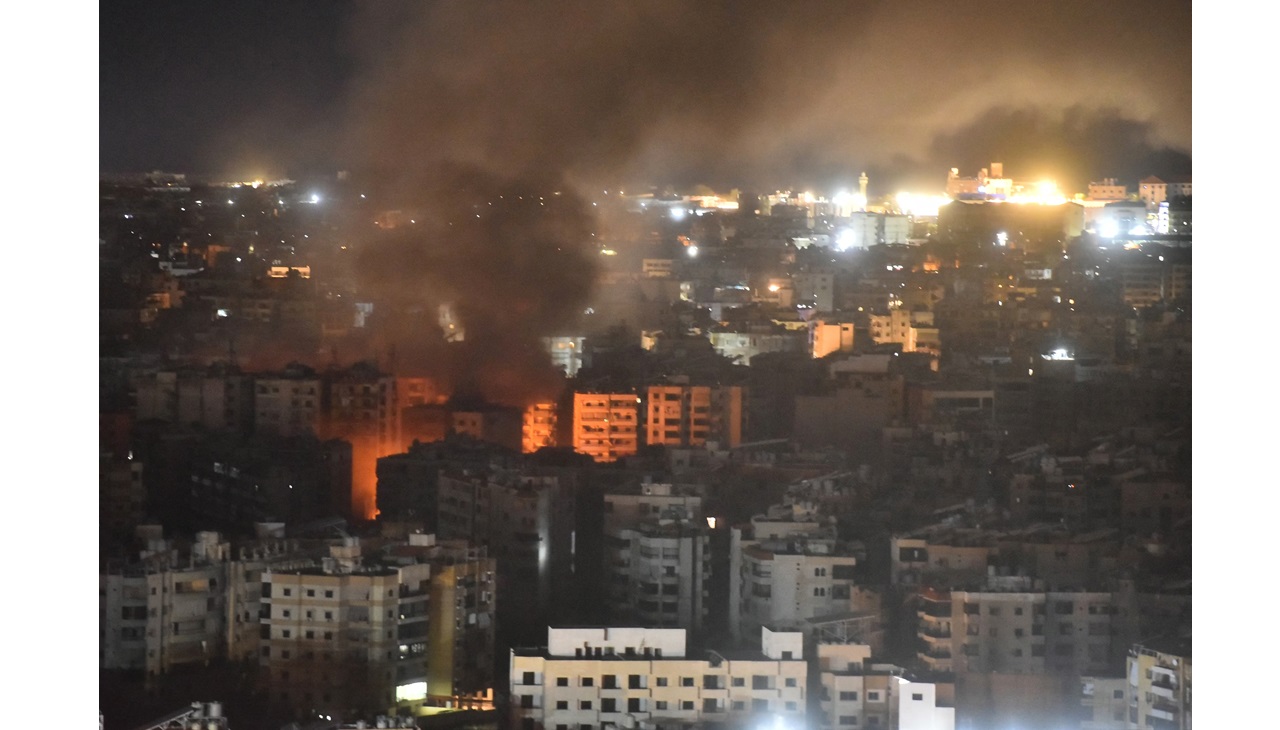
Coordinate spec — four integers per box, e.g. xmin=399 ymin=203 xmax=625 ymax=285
xmin=687 ymin=245 xmax=699 ymax=258
xmin=767 ymin=284 xmax=780 ymax=292
xmin=1098 ymin=219 xmax=1120 ymax=238
xmin=836 ymin=228 xmax=855 ymax=251
xmin=996 ymin=231 xmax=1009 ymax=247
xmin=236 ymin=257 xmax=242 ymax=262
xmin=706 ymin=517 xmax=717 ymax=529
xmin=310 ymin=193 xmax=321 ymax=204
xmin=396 ymin=681 xmax=428 ymax=702
xmin=670 ymin=207 xmax=687 ymax=221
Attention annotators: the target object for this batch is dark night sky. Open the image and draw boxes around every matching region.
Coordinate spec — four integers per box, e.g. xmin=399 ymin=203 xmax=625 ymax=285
xmin=100 ymin=0 xmax=1192 ymax=193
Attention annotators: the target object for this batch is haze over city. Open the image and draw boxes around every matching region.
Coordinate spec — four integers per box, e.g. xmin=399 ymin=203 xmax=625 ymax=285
xmin=92 ymin=4 xmax=1204 ymax=730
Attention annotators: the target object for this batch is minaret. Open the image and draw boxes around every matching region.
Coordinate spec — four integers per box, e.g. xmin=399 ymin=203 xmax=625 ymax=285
xmin=858 ymin=171 xmax=869 ymax=210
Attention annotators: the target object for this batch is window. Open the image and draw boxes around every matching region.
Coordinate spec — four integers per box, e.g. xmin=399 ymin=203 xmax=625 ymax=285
xmin=629 ymin=674 xmax=643 ymax=689
xmin=1014 ymin=607 xmax=1023 ymax=616
xmin=581 ymin=677 xmax=594 ymax=687
xmin=601 ymin=699 xmax=616 ymax=713
xmin=282 ymin=610 xmax=291 ymax=618
xmin=1059 ymin=623 xmax=1073 ymax=635
xmin=912 ymin=693 xmax=923 ymax=701
xmin=785 ymin=702 xmax=797 ymax=711
xmin=1113 ymin=689 xmax=1124 ymax=699
xmin=814 ymin=567 xmax=827 ymax=577
xmin=867 ymin=691 xmax=880 ymax=702
xmin=579 ymin=701 xmax=592 ymax=710
xmin=785 ymin=678 xmax=797 ymax=687
xmin=306 ymin=589 xmax=315 ymax=597
xmin=656 ymin=677 xmax=667 ymax=687
xmin=1014 ymin=629 xmax=1024 ymax=638
xmin=556 ymin=701 xmax=568 ymax=710
xmin=681 ymin=701 xmax=694 ymax=711
xmin=523 ymin=671 xmax=535 ymax=686
xmin=282 ymin=588 xmax=292 ymax=597
xmin=753 ymin=676 xmax=770 ymax=690
xmin=556 ymin=677 xmax=569 ymax=687
xmin=839 ymin=717 xmax=858 ymax=726
xmin=839 ymin=691 xmax=858 ymax=701
xmin=814 ymin=587 xmax=827 ymax=597
xmin=628 ymin=698 xmax=642 ymax=713
xmin=752 ymin=699 xmax=769 ymax=712
xmin=681 ymin=677 xmax=694 ymax=687
xmin=656 ymin=701 xmax=668 ymax=711
xmin=324 ymin=590 xmax=334 ymax=598
xmin=731 ymin=677 xmax=744 ymax=687
xmin=603 ymin=674 xmax=618 ymax=689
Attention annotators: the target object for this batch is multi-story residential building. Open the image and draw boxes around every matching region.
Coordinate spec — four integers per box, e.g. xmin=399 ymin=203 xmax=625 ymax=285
xmin=1122 ymin=640 xmax=1190 ymax=730
xmin=509 ymin=626 xmax=808 ymax=730
xmin=100 ymin=531 xmax=230 ymax=675
xmin=450 ymin=403 xmax=523 ymax=451
xmin=133 ymin=365 xmax=255 ymax=433
xmin=186 ymin=434 xmax=353 ymax=526
xmin=437 ymin=468 xmax=575 ymax=636
xmin=604 ymin=502 xmax=711 ymax=632
xmin=1137 ymin=176 xmax=1191 ymax=209
xmin=1078 ymin=675 xmax=1129 ymax=730
xmin=101 ymin=451 xmax=145 ymax=538
xmin=644 ymin=384 xmax=745 ymax=449
xmin=816 ymin=642 xmax=955 ymax=730
xmin=572 ymin=392 xmax=640 ymax=462
xmin=254 ymin=363 xmax=323 ymax=438
xmin=914 ymin=585 xmax=1138 ymax=677
xmin=523 ymin=402 xmax=558 ymax=453
xmin=259 ymin=535 xmax=498 ymax=718
xmin=260 ymin=539 xmax=407 ymax=716
xmin=1087 ymin=179 xmax=1128 ymax=202
xmin=811 ymin=318 xmax=856 ymax=358
xmin=730 ymin=512 xmax=860 ymax=642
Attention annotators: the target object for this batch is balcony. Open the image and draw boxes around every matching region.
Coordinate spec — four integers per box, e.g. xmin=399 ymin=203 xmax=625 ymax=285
xmin=920 ymin=625 xmax=952 ymax=640
xmin=918 ymin=651 xmax=952 ymax=671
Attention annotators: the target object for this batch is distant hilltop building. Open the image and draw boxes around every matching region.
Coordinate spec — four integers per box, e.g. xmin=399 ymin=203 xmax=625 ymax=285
xmin=1138 ymin=175 xmax=1192 ymax=209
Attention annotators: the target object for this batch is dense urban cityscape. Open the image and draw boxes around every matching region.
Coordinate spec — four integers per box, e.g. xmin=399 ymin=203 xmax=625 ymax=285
xmin=95 ymin=4 xmax=1198 ymax=730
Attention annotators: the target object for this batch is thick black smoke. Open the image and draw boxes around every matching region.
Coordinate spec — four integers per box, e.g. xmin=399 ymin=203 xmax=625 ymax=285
xmin=351 ymin=166 xmax=598 ymax=406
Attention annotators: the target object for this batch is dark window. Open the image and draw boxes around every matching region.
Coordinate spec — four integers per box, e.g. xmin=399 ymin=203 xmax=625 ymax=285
xmin=681 ymin=677 xmax=694 ymax=687
xmin=601 ymin=698 xmax=616 ymax=713
xmin=628 ymin=698 xmax=642 ymax=713
xmin=681 ymin=701 xmax=694 ymax=711
xmin=603 ymin=674 xmax=618 ymax=689
xmin=523 ymin=671 xmax=535 ymax=685
xmin=839 ymin=691 xmax=858 ymax=701
xmin=629 ymin=675 xmax=643 ymax=689
xmin=556 ymin=677 xmax=569 ymax=687
xmin=752 ymin=676 xmax=770 ymax=690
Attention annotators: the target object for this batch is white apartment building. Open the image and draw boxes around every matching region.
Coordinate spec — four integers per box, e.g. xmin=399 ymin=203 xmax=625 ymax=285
xmin=812 ymin=319 xmax=856 ymax=358
xmin=510 ymin=627 xmax=807 ymax=730
xmin=816 ymin=643 xmax=955 ymax=730
xmin=730 ymin=515 xmax=859 ymax=642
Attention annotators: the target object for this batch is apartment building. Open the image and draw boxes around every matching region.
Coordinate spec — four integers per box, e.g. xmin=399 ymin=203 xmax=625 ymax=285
xmin=100 ymin=531 xmax=230 ymax=675
xmin=730 ymin=514 xmax=860 ymax=643
xmin=644 ymin=384 xmax=745 ymax=449
xmin=1078 ymin=675 xmax=1129 ymax=730
xmin=605 ymin=515 xmax=711 ymax=632
xmin=523 ymin=402 xmax=558 ymax=453
xmin=572 ymin=392 xmax=640 ymax=462
xmin=509 ymin=627 xmax=807 ymax=730
xmin=914 ymin=586 xmax=1137 ymax=677
xmin=816 ymin=643 xmax=954 ymax=730
xmin=1123 ymin=641 xmax=1190 ymax=730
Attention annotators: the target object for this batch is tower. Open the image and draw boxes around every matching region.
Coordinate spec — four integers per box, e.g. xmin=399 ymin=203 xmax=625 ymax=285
xmin=858 ymin=171 xmax=869 ymax=209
